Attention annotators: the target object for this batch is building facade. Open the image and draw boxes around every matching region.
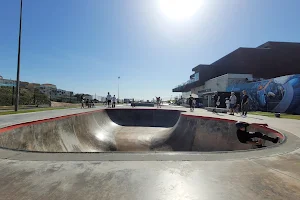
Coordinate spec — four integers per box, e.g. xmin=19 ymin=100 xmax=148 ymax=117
xmin=172 ymin=41 xmax=300 ymax=113
xmin=0 ymin=78 xmax=16 ymax=87
xmin=0 ymin=76 xmax=78 ymax=103
xmin=227 ymin=74 xmax=300 ymax=114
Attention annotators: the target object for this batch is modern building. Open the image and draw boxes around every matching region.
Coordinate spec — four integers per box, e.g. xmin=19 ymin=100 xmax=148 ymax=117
xmin=172 ymin=41 xmax=300 ymax=113
xmin=0 ymin=76 xmax=78 ymax=102
xmin=0 ymin=78 xmax=16 ymax=87
xmin=39 ymin=83 xmax=57 ymax=98
xmin=82 ymin=94 xmax=93 ymax=100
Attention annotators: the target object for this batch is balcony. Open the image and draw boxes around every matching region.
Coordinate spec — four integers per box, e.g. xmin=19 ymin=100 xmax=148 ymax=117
xmin=173 ymin=73 xmax=200 ymax=92
xmin=172 ymin=79 xmax=199 ymax=92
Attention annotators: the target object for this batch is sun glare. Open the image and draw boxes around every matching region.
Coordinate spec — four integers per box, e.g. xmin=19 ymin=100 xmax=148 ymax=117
xmin=159 ymin=0 xmax=202 ymax=20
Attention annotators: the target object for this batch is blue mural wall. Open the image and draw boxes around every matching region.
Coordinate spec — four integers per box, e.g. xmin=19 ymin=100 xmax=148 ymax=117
xmin=226 ymin=74 xmax=300 ymax=114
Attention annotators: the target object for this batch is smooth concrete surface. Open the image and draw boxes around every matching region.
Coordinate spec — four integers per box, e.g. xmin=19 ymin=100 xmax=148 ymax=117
xmin=0 ymin=109 xmax=284 ymax=152
xmin=0 ymin=107 xmax=102 ymax=128
xmin=0 ymin=106 xmax=299 ymax=200
xmin=131 ymin=102 xmax=155 ymax=107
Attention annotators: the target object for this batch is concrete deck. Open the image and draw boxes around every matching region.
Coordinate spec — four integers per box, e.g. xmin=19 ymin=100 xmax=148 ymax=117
xmin=0 ymin=106 xmax=299 ymax=200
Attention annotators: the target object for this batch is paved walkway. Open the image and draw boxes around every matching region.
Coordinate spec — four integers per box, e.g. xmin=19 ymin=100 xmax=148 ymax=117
xmin=184 ymin=108 xmax=300 ymax=138
xmin=0 ymin=107 xmax=99 ymax=128
xmin=0 ymin=106 xmax=299 ymax=200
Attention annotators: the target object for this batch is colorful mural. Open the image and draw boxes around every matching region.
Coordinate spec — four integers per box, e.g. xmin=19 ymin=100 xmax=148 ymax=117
xmin=226 ymin=74 xmax=300 ymax=114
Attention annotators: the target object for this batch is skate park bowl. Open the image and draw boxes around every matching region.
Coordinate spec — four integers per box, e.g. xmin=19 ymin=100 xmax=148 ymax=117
xmin=130 ymin=102 xmax=154 ymax=107
xmin=0 ymin=109 xmax=285 ymax=153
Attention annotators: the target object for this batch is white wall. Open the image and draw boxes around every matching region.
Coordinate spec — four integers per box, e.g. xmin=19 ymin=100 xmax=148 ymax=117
xmin=181 ymin=91 xmax=191 ymax=98
xmin=191 ymin=85 xmax=205 ymax=95
xmin=191 ymin=73 xmax=253 ymax=93
xmin=204 ymin=74 xmax=229 ymax=92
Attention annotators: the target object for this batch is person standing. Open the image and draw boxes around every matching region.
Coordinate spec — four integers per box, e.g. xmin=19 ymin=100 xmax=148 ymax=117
xmin=85 ymin=99 xmax=89 ymax=108
xmin=192 ymin=98 xmax=196 ymax=110
xmin=229 ymin=92 xmax=237 ymax=115
xmin=81 ymin=98 xmax=85 ymax=109
xmin=188 ymin=95 xmax=194 ymax=112
xmin=112 ymin=95 xmax=116 ymax=108
xmin=216 ymin=96 xmax=220 ymax=108
xmin=156 ymin=97 xmax=160 ymax=108
xmin=107 ymin=92 xmax=112 ymax=108
xmin=241 ymin=90 xmax=249 ymax=117
xmin=225 ymin=98 xmax=230 ymax=111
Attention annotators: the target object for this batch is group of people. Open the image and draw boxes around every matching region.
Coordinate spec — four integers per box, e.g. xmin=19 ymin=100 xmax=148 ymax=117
xmin=106 ymin=92 xmax=117 ymax=108
xmin=225 ymin=90 xmax=249 ymax=117
xmin=81 ymin=98 xmax=95 ymax=109
xmin=212 ymin=91 xmax=280 ymax=146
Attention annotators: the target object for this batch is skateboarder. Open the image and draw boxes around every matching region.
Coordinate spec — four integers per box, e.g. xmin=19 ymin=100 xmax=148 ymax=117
xmin=235 ymin=121 xmax=279 ymax=145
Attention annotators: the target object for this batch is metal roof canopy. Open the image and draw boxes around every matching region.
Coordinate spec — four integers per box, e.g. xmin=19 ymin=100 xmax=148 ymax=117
xmin=200 ymin=91 xmax=218 ymax=96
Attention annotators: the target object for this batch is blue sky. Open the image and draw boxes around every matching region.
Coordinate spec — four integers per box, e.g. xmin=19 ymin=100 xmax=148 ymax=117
xmin=1 ymin=0 xmax=300 ymax=100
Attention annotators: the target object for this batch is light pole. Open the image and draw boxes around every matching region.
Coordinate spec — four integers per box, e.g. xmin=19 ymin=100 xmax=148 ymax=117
xmin=14 ymin=0 xmax=23 ymax=111
xmin=118 ymin=76 xmax=120 ymax=103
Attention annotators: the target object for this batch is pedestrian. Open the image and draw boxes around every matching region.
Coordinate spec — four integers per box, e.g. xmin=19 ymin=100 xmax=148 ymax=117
xmin=235 ymin=121 xmax=279 ymax=146
xmin=235 ymin=104 xmax=240 ymax=114
xmin=156 ymin=97 xmax=160 ymax=108
xmin=112 ymin=95 xmax=116 ymax=108
xmin=81 ymin=98 xmax=85 ymax=109
xmin=241 ymin=90 xmax=249 ymax=117
xmin=160 ymin=98 xmax=162 ymax=108
xmin=229 ymin=92 xmax=237 ymax=115
xmin=189 ymin=95 xmax=194 ymax=112
xmin=107 ymin=92 xmax=112 ymax=108
xmin=85 ymin=99 xmax=89 ymax=108
xmin=192 ymin=99 xmax=196 ymax=110
xmin=225 ymin=98 xmax=230 ymax=111
xmin=216 ymin=96 xmax=220 ymax=108
xmin=213 ymin=93 xmax=218 ymax=107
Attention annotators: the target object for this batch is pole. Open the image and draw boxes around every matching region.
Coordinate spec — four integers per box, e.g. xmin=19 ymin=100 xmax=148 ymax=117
xmin=12 ymin=86 xmax=15 ymax=105
xmin=14 ymin=0 xmax=23 ymax=111
xmin=118 ymin=76 xmax=120 ymax=103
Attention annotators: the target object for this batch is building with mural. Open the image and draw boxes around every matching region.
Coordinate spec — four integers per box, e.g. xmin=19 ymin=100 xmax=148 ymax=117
xmin=227 ymin=74 xmax=300 ymax=114
xmin=172 ymin=41 xmax=300 ymax=114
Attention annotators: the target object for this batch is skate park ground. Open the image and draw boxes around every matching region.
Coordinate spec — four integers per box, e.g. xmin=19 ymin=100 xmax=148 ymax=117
xmin=0 ymin=106 xmax=299 ymax=200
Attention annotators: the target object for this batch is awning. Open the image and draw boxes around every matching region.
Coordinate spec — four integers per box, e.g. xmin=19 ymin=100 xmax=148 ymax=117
xmin=200 ymin=91 xmax=218 ymax=96
xmin=191 ymin=93 xmax=198 ymax=98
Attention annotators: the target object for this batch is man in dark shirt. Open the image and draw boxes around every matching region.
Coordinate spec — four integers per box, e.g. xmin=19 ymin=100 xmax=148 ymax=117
xmin=241 ymin=90 xmax=249 ymax=117
xmin=188 ymin=95 xmax=194 ymax=111
xmin=236 ymin=121 xmax=279 ymax=145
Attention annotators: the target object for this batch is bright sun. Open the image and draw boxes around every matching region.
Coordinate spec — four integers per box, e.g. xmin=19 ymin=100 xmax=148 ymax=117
xmin=159 ymin=0 xmax=202 ymax=20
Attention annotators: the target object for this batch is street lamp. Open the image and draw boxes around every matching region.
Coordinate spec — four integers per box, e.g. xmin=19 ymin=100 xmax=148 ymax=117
xmin=14 ymin=0 xmax=23 ymax=111
xmin=118 ymin=76 xmax=120 ymax=103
